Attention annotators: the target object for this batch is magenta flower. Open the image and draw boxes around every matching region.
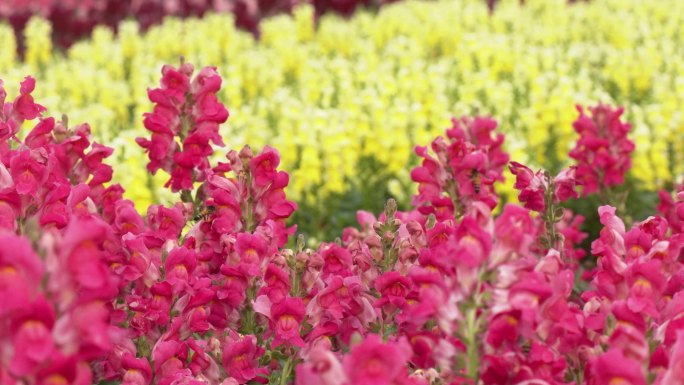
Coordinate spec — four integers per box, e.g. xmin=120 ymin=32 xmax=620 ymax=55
xmin=658 ymin=186 xmax=684 ymax=234
xmin=374 ymin=271 xmax=412 ymax=311
xmin=9 ymin=149 xmax=47 ymax=196
xmin=662 ymin=331 xmax=684 ymax=385
xmin=121 ymin=353 xmax=152 ymax=385
xmin=295 ymin=342 xmax=346 ymax=385
xmin=342 ymin=335 xmax=414 ymax=385
xmin=0 ymin=234 xmax=43 ymax=316
xmin=235 ymin=232 xmax=269 ymax=275
xmin=259 ymin=263 xmax=291 ymax=303
xmin=485 ymin=310 xmax=520 ymax=349
xmin=147 ymin=204 xmax=187 ymax=240
xmin=8 ymin=298 xmax=56 ymax=376
xmin=270 ymin=297 xmax=306 ymax=348
xmin=625 ymin=260 xmax=665 ymax=316
xmin=152 ymin=340 xmax=188 ymax=383
xmin=320 ymin=243 xmax=353 ymax=277
xmin=221 ymin=332 xmax=266 ymax=384
xmin=554 ymin=166 xmax=579 ymax=202
xmin=250 ymin=146 xmax=280 ymax=188
xmin=591 ymin=349 xmax=646 ymax=385
xmin=164 ymin=246 xmax=198 ymax=291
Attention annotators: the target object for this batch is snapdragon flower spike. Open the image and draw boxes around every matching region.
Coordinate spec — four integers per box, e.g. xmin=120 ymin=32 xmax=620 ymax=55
xmin=137 ymin=63 xmax=229 ymax=192
xmin=96 ymin=65 xmax=302 ymax=385
xmin=411 ymin=116 xmax=509 ymax=219
xmin=569 ymin=104 xmax=635 ymax=196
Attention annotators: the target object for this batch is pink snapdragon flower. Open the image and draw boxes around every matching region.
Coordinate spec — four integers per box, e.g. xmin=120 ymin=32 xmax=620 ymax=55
xmin=121 ymin=353 xmax=152 ymax=385
xmin=342 ymin=335 xmax=420 ymax=385
xmin=509 ymin=162 xmax=578 ymax=213
xmin=0 ymin=234 xmax=44 ymax=315
xmin=8 ymin=298 xmax=56 ymax=376
xmin=234 ymin=232 xmax=269 ymax=276
xmin=296 ymin=342 xmax=346 ymax=385
xmin=374 ymin=271 xmax=412 ymax=312
xmin=662 ymin=331 xmax=684 ymax=385
xmin=221 ymin=332 xmax=266 ymax=384
xmin=9 ymin=149 xmax=48 ymax=196
xmin=13 ymin=77 xmax=46 ymax=120
xmin=270 ymin=297 xmax=306 ymax=348
xmin=164 ymin=246 xmax=198 ymax=292
xmin=590 ymin=349 xmax=646 ymax=385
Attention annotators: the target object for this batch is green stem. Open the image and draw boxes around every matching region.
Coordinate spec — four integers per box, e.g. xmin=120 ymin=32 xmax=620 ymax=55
xmin=377 ymin=199 xmax=399 ymax=272
xmin=240 ymin=285 xmax=258 ymax=337
xmin=574 ymin=361 xmax=584 ymax=385
xmin=292 ymin=269 xmax=302 ymax=297
xmin=446 ymin=179 xmax=464 ymax=219
xmin=246 ymin=198 xmax=254 ymax=231
xmin=381 ymin=236 xmax=396 ymax=272
xmin=244 ymin=171 xmax=255 ymax=232
xmin=465 ymin=306 xmax=479 ymax=380
xmin=463 ymin=269 xmax=484 ymax=381
xmin=279 ymin=356 xmax=294 ymax=385
xmin=542 ymin=173 xmax=566 ymax=261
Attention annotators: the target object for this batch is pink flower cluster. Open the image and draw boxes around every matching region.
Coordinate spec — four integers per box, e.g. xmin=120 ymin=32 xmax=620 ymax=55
xmin=1 ymin=65 xmax=684 ymax=385
xmin=569 ymin=104 xmax=635 ymax=196
xmin=1 ymin=76 xmax=122 ymax=384
xmin=411 ymin=116 xmax=509 ymax=219
xmin=136 ymin=62 xmax=228 ymax=192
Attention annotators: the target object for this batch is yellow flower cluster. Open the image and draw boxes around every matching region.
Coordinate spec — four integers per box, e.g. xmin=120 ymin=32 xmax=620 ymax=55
xmin=1 ymin=0 xmax=682 ymax=211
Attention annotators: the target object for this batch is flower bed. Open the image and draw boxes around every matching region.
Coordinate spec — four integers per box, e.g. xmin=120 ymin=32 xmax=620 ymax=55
xmin=0 ymin=58 xmax=682 ymax=384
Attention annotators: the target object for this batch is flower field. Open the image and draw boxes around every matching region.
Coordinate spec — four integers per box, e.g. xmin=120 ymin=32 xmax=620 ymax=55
xmin=1 ymin=0 xmax=684 ymax=384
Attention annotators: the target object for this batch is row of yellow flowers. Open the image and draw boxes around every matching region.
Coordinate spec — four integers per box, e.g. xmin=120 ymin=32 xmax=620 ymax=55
xmin=1 ymin=0 xmax=682 ymax=210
